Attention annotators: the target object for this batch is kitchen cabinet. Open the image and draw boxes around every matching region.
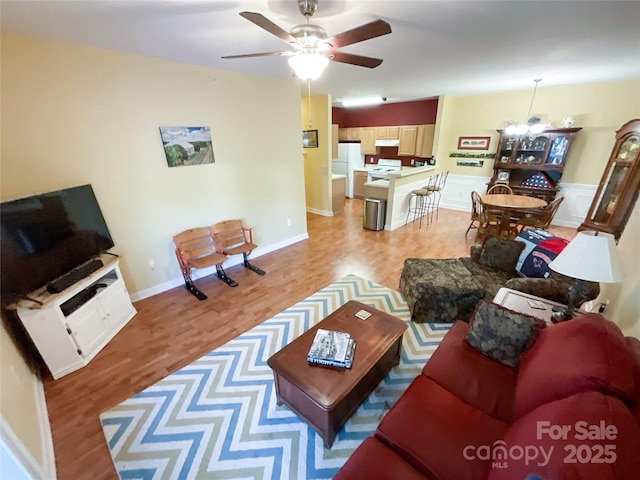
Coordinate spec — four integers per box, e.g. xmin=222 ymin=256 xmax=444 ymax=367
xmin=398 ymin=126 xmax=418 ymax=156
xmin=376 ymin=127 xmax=388 ymax=139
xmin=354 ymin=170 xmax=368 ymax=199
xmin=332 ymin=175 xmax=346 ymax=213
xmin=375 ymin=126 xmax=400 ymax=140
xmin=332 ymin=124 xmax=339 ymax=158
xmin=489 ymin=127 xmax=581 ymax=202
xmin=337 ymin=124 xmax=429 ymax=156
xmin=415 ymin=124 xmax=435 ymax=158
xmin=348 ymin=128 xmax=360 ymax=141
xmin=338 ymin=127 xmax=361 ymax=141
xmin=364 ymin=182 xmax=389 ymax=200
xmin=360 ymin=127 xmax=376 ymax=155
xmin=578 ymin=119 xmax=640 ymax=240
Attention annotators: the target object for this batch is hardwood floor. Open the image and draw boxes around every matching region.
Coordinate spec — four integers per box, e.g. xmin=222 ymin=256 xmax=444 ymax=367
xmin=43 ymin=200 xmax=577 ymax=479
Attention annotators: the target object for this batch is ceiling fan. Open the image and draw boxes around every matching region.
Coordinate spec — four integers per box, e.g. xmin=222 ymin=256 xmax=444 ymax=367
xmin=222 ymin=0 xmax=392 ymax=80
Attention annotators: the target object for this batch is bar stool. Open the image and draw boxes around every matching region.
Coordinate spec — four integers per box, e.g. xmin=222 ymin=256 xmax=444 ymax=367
xmin=405 ymin=188 xmax=434 ymax=228
xmin=424 ymin=171 xmax=448 ymax=222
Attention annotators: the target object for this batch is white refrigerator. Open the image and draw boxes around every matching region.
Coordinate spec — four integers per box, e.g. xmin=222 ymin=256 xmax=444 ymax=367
xmin=332 ymin=143 xmax=365 ymax=198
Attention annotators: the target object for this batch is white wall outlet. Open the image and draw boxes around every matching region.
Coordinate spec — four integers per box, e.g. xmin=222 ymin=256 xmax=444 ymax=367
xmin=287 ymin=218 xmax=292 ymax=226
xmin=369 ymin=157 xmax=374 ymax=163
xmin=148 ymin=259 xmax=155 ymax=270
xmin=411 ymin=158 xmax=415 ymax=165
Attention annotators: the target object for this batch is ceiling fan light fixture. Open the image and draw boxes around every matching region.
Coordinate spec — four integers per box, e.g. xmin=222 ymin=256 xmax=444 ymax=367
xmin=288 ymin=52 xmax=329 ymax=80
xmin=341 ymin=96 xmax=387 ymax=108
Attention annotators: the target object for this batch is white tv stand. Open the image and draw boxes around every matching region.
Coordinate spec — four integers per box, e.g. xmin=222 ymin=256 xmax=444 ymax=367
xmin=12 ymin=254 xmax=136 ymax=379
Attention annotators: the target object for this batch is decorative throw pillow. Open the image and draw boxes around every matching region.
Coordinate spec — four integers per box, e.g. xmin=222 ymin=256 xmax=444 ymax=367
xmin=465 ymin=301 xmax=546 ymax=368
xmin=478 ymin=235 xmax=525 ymax=272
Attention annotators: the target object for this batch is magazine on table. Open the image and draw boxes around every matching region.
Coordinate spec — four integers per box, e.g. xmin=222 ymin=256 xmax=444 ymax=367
xmin=307 ymin=329 xmax=356 ymax=368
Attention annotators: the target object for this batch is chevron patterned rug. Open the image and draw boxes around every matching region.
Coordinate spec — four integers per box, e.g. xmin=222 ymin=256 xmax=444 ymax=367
xmin=100 ymin=275 xmax=451 ymax=480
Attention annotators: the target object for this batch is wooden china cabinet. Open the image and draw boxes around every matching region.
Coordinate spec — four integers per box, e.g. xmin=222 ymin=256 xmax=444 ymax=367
xmin=578 ymin=119 xmax=640 ymax=240
xmin=489 ymin=128 xmax=581 ymax=202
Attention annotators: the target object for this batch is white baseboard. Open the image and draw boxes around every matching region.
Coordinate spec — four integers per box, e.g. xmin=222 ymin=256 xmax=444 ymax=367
xmin=130 ymin=232 xmax=310 ymax=301
xmin=306 ymin=207 xmax=333 ymax=217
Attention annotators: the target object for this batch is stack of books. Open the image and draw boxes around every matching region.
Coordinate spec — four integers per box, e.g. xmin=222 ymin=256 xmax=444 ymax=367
xmin=307 ymin=329 xmax=356 ymax=369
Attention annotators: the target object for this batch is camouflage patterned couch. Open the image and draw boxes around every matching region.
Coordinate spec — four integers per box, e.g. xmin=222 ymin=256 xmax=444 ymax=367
xmin=399 ymin=235 xmax=599 ymax=323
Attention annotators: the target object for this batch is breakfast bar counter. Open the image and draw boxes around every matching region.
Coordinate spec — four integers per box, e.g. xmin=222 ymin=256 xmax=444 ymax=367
xmin=383 ymin=166 xmax=437 ymax=230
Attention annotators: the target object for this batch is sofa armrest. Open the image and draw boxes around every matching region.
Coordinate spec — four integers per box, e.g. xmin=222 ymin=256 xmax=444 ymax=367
xmin=505 ymin=273 xmax=599 ymax=307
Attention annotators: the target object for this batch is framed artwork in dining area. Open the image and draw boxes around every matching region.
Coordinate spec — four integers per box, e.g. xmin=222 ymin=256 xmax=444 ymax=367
xmin=457 ymin=136 xmax=491 ymax=150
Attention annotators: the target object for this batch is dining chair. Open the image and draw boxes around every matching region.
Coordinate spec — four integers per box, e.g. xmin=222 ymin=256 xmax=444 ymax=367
xmin=466 ymin=191 xmax=500 ymax=237
xmin=515 ymin=196 xmax=564 ymax=232
xmin=479 ymin=196 xmax=503 ymax=237
xmin=486 ymin=184 xmax=514 ymax=195
xmin=465 ymin=191 xmax=484 ymax=236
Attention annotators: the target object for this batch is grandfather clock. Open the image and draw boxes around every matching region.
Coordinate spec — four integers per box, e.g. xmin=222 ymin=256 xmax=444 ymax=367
xmin=579 ymin=119 xmax=640 ymax=240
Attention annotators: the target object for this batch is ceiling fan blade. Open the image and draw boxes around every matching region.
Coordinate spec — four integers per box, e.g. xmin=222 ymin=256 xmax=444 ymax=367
xmin=331 ymin=51 xmax=383 ymax=68
xmin=326 ymin=19 xmax=391 ymax=49
xmin=239 ymin=11 xmax=296 ymax=44
xmin=222 ymin=51 xmax=291 ymax=59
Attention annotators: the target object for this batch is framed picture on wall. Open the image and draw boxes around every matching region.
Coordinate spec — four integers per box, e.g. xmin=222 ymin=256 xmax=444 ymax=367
xmin=303 ymin=129 xmax=318 ymax=148
xmin=159 ymin=126 xmax=215 ymax=167
xmin=457 ymin=136 xmax=491 ymax=150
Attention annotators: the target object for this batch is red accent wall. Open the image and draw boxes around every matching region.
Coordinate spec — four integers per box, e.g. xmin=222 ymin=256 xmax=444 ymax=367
xmin=332 ymin=98 xmax=438 ymax=127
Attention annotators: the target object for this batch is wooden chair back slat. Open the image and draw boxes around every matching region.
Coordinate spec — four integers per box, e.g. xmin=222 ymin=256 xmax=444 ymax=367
xmin=487 ymin=184 xmax=514 ymax=195
xmin=211 ymin=219 xmax=253 ymax=253
xmin=173 ymin=228 xmax=218 ymax=261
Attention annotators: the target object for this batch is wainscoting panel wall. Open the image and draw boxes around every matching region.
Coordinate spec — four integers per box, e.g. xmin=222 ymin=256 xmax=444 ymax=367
xmin=439 ymin=174 xmax=597 ymax=228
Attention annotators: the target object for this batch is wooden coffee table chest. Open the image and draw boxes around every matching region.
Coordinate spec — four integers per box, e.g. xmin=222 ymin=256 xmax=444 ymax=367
xmin=267 ymin=300 xmax=407 ymax=448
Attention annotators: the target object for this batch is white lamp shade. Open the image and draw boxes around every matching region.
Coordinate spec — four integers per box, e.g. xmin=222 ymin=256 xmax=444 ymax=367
xmin=288 ymin=53 xmax=329 ymax=81
xmin=549 ymin=231 xmax=625 ymax=283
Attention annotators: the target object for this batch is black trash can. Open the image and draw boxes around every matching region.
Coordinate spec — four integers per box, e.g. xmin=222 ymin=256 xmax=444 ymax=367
xmin=363 ymin=198 xmax=386 ymax=231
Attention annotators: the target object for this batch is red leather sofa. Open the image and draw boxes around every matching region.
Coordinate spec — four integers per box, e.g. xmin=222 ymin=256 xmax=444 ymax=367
xmin=334 ymin=312 xmax=640 ymax=480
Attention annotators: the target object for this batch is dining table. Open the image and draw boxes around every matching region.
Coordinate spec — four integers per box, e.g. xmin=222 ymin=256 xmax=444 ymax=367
xmin=480 ymin=193 xmax=547 ymax=238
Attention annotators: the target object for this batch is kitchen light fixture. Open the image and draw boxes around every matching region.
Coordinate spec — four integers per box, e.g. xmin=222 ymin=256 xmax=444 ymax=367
xmin=548 ymin=231 xmax=625 ymax=322
xmin=505 ymin=79 xmax=547 ymax=136
xmin=341 ymin=96 xmax=387 ymax=108
xmin=288 ymin=52 xmax=330 ymax=81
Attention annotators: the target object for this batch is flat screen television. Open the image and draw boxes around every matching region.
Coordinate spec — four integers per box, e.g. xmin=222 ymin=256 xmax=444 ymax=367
xmin=1 ymin=184 xmax=115 ymax=306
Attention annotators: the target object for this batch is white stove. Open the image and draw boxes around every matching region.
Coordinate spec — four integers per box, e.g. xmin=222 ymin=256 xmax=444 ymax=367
xmin=368 ymin=159 xmax=402 ymax=181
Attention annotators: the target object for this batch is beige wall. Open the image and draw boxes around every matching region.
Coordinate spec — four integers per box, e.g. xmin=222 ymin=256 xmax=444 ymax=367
xmin=1 ymin=32 xmax=307 ymax=474
xmin=1 ymin=33 xmax=307 ymax=294
xmin=434 ymin=79 xmax=640 ymax=183
xmin=301 ymin=94 xmax=332 ymax=214
xmin=0 ymin=320 xmax=53 ymax=478
xmin=595 ymin=199 xmax=640 ymax=337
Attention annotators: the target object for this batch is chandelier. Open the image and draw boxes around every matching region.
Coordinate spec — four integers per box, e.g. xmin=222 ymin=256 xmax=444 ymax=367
xmin=505 ymin=79 xmax=546 ymax=136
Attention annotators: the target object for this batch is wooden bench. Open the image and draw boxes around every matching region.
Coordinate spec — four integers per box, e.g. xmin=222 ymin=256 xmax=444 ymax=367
xmin=173 ymin=220 xmax=265 ymax=300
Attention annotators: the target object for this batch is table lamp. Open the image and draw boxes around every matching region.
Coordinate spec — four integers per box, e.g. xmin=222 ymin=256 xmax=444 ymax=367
xmin=548 ymin=231 xmax=624 ymax=322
